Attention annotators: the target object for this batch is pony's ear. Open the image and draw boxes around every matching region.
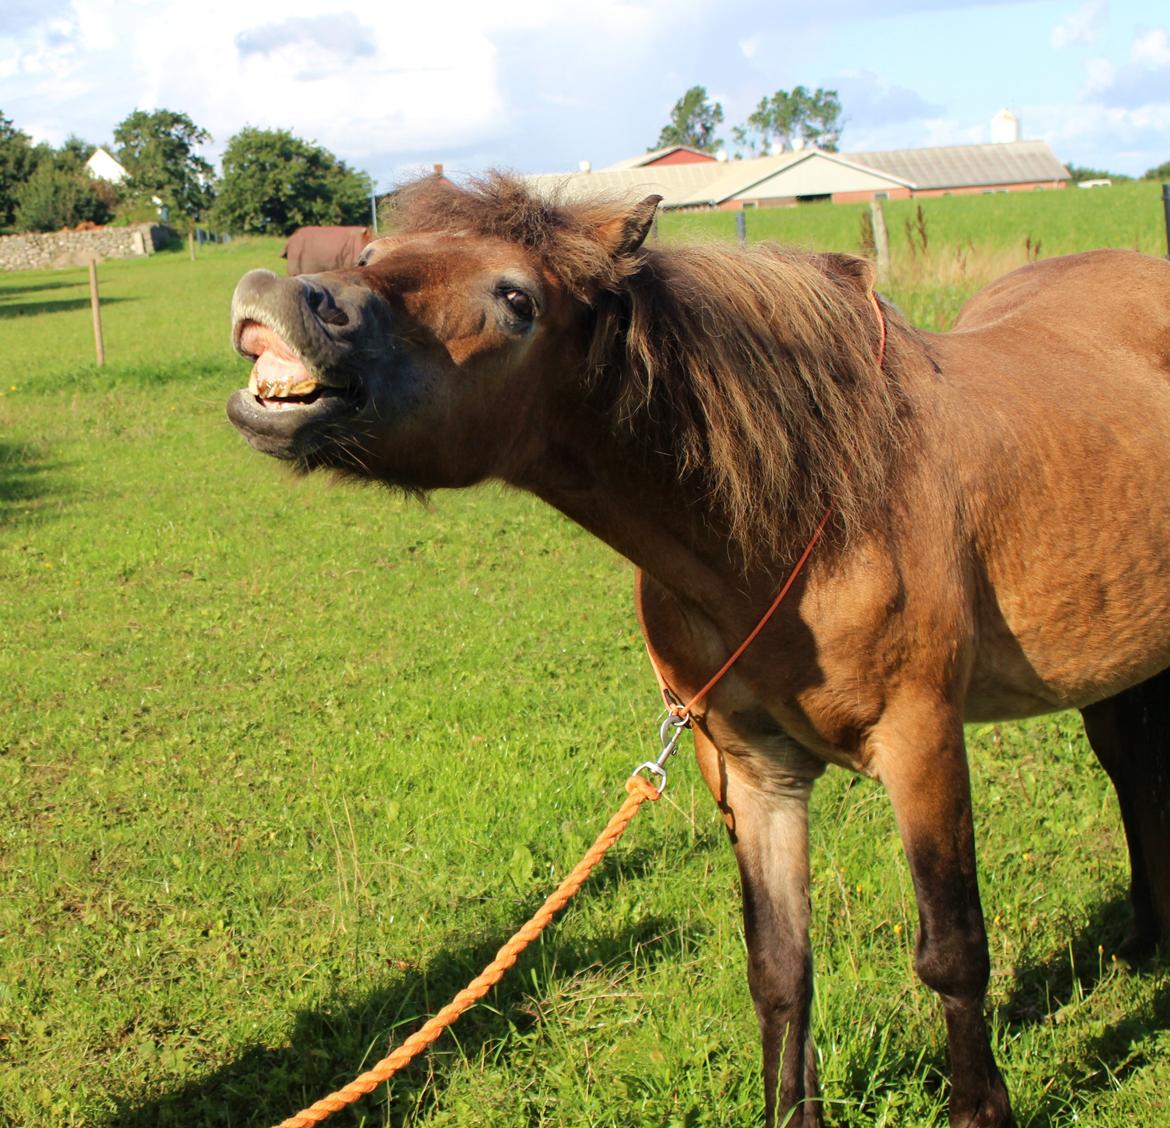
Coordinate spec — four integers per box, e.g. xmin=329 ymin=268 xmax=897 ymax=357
xmin=818 ymin=251 xmax=876 ymax=294
xmin=598 ymin=195 xmax=663 ymax=257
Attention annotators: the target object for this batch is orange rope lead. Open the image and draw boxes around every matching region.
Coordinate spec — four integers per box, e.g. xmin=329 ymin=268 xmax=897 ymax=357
xmin=274 ymin=774 xmax=661 ymax=1128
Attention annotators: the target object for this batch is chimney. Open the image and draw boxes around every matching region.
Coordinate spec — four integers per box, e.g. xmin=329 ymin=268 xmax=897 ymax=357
xmin=433 ymin=162 xmax=444 ymax=178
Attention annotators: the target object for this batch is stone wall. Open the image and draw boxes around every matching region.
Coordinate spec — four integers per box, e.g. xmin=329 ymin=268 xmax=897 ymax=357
xmin=0 ymin=224 xmax=174 ymax=272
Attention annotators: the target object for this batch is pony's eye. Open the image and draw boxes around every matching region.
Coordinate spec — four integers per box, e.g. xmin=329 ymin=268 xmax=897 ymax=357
xmin=503 ymin=288 xmax=535 ymax=321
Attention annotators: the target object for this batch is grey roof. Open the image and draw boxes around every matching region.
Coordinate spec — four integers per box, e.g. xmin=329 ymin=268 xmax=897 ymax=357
xmin=669 ymin=151 xmax=809 ymax=206
xmin=670 ymin=150 xmax=914 ymax=207
xmin=523 ymin=163 xmax=730 ymax=210
xmin=840 ymin=140 xmax=1070 ymax=189
xmin=523 ymin=140 xmax=1070 ymax=210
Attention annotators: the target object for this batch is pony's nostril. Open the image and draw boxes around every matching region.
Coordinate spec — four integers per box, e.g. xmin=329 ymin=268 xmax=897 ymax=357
xmin=301 ymin=278 xmax=349 ymax=327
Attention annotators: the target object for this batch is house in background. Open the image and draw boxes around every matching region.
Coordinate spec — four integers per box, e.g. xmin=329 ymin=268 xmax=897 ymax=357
xmin=528 ymin=123 xmax=1070 ymax=211
xmin=608 ymin=145 xmax=720 ymax=169
xmin=833 ymin=140 xmax=1069 ymax=202
xmin=85 ymin=147 xmax=128 ymax=184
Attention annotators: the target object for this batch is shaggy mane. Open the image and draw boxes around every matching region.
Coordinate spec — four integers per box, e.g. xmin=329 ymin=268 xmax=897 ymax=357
xmin=389 ymin=173 xmax=914 ymax=563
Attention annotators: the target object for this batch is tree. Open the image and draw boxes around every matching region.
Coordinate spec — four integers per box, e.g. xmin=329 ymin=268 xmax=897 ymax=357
xmin=732 ymin=86 xmax=843 ymax=156
xmin=211 ymin=127 xmax=373 ymax=235
xmin=1143 ymin=159 xmax=1170 ymax=180
xmin=655 ymin=86 xmax=724 ymax=153
xmin=1065 ymin=162 xmax=1130 ymax=183
xmin=57 ymin=135 xmax=96 ymax=168
xmin=0 ymin=111 xmax=38 ymax=230
xmin=797 ymin=87 xmax=843 ymax=151
xmin=14 ymin=158 xmax=111 ymax=232
xmin=114 ymin=108 xmax=215 ymax=221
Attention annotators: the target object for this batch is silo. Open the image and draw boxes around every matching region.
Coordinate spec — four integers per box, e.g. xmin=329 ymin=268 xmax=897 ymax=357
xmin=991 ymin=109 xmax=1021 ymax=144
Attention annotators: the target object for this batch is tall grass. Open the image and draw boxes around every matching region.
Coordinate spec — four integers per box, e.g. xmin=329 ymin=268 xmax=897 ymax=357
xmin=657 ymin=180 xmax=1163 ymax=332
xmin=659 ymin=181 xmax=1163 ymax=258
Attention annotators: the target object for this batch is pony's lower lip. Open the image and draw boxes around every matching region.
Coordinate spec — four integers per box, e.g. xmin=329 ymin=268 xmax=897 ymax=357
xmin=226 ymin=387 xmax=359 ymax=455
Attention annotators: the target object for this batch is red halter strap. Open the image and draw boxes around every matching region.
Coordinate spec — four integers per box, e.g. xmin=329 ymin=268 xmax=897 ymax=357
xmin=868 ymin=289 xmax=887 ymax=370
xmin=643 ymin=506 xmax=833 ymax=725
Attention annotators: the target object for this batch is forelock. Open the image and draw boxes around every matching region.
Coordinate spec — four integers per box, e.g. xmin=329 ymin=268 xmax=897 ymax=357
xmin=385 ymin=172 xmax=643 ymax=297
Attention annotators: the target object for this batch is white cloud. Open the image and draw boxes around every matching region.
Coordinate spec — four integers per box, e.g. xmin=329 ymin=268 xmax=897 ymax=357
xmin=1026 ymin=97 xmax=1170 ymax=173
xmin=1078 ymin=25 xmax=1170 ymax=107
xmin=920 ymin=117 xmax=986 ymax=147
xmin=1132 ymin=27 xmax=1170 ymax=67
xmin=0 ymin=0 xmax=72 ymax=37
xmin=1052 ymin=0 xmax=1107 ymax=49
xmin=1082 ymin=56 xmax=1116 ymax=94
xmin=1 ymin=0 xmax=1162 ymax=183
xmin=833 ymin=69 xmax=941 ymax=130
xmin=0 ymin=0 xmax=705 ymax=175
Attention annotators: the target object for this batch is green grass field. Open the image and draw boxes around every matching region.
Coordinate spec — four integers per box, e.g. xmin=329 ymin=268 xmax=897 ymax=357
xmin=2 ymin=188 xmax=1169 ymax=1127
xmin=661 ymin=180 xmax=1167 ymax=332
xmin=659 ymin=180 xmax=1164 ymax=258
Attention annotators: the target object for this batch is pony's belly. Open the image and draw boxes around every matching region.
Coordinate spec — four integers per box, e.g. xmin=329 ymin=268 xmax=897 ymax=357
xmin=966 ymin=588 xmax=1170 ymax=721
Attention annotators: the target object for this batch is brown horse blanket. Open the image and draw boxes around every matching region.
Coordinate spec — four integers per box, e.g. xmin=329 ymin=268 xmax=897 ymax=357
xmin=281 ymin=226 xmax=372 ymax=276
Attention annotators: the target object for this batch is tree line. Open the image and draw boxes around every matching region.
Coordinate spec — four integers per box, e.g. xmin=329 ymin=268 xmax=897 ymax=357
xmin=655 ymin=85 xmax=844 ymax=156
xmin=0 ymin=108 xmax=372 ymax=236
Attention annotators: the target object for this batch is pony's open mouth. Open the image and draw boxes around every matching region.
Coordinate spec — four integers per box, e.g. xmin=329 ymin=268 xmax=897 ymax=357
xmin=228 ymin=319 xmax=361 ymax=453
xmin=235 ymin=320 xmax=355 ymax=415
xmin=247 ymin=375 xmax=335 ymax=411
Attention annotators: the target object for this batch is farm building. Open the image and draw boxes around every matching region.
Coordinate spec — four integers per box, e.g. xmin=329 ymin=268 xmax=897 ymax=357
xmin=525 ymin=139 xmax=1070 ymax=210
xmin=607 ymin=144 xmax=720 ymax=169
xmin=85 ymin=147 xmax=128 ymax=184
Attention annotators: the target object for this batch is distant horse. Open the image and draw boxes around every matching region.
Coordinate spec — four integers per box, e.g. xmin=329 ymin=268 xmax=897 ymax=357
xmin=281 ymin=225 xmax=373 ymax=276
xmin=228 ymin=173 xmax=1170 ymax=1128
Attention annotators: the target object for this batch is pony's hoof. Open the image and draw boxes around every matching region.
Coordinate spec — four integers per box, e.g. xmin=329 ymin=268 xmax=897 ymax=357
xmin=1116 ymin=926 xmax=1159 ymax=965
xmin=950 ymin=1083 xmax=1015 ymax=1128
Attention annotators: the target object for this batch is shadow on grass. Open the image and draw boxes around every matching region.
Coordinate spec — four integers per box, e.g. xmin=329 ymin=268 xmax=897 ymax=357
xmin=0 ymin=294 xmax=133 ymax=318
xmin=822 ymin=895 xmax=1170 ymax=1126
xmin=0 ymin=278 xmax=85 ymax=299
xmin=107 ymin=847 xmax=702 ymax=1127
xmin=998 ymin=894 xmax=1170 ymax=1127
xmin=0 ymin=439 xmax=68 ymax=527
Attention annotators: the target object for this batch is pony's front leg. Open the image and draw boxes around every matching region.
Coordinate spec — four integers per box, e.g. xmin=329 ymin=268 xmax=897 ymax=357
xmin=695 ymin=729 xmax=821 ymax=1128
xmin=874 ymin=709 xmax=1013 ymax=1128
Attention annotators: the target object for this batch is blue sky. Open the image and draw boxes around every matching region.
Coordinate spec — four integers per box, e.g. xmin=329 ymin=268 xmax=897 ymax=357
xmin=1 ymin=0 xmax=1166 ymax=189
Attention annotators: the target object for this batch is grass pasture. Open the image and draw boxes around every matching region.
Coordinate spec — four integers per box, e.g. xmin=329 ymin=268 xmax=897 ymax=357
xmin=3 ymin=191 xmax=1170 ymax=1127
xmin=661 ymin=180 xmax=1167 ymax=331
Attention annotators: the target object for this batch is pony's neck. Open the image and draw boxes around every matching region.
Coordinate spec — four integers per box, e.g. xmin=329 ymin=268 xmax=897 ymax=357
xmin=511 ymin=405 xmax=762 ymax=615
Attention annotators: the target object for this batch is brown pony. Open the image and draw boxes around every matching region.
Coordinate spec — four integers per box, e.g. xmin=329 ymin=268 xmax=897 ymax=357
xmin=227 ymin=173 xmax=1170 ymax=1128
xmin=281 ymin=225 xmax=374 ymax=276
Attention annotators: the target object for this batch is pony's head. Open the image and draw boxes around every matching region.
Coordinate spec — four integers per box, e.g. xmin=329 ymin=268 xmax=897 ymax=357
xmin=228 ymin=173 xmax=908 ymax=558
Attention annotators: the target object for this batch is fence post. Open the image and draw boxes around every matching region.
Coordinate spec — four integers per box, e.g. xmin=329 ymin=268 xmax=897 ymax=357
xmin=736 ymin=210 xmax=746 ymax=243
xmin=1163 ymin=184 xmax=1170 ymax=258
xmin=869 ymin=200 xmax=890 ymax=284
xmin=88 ymin=258 xmax=105 ymax=367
